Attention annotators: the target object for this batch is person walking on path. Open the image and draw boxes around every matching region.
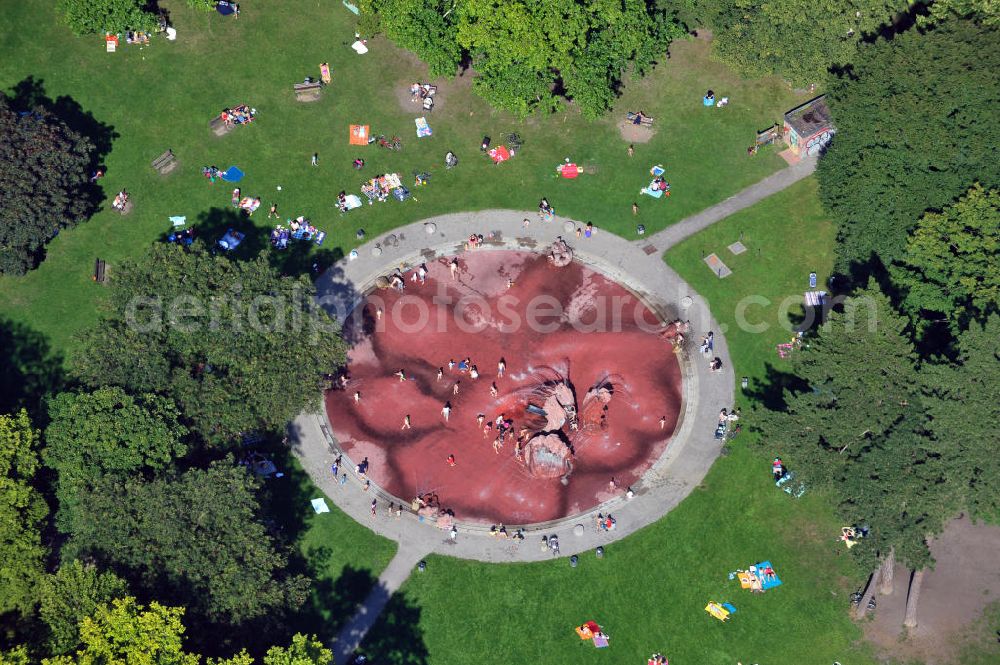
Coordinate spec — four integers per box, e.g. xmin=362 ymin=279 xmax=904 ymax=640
xmin=449 ymin=258 xmax=459 ymax=280
xmin=436 ymin=367 xmax=444 ymax=381
xmin=660 ymin=416 xmax=666 ymax=430
xmin=354 ymin=391 xmax=361 ymax=404
xmin=370 ymin=498 xmax=377 ymax=517
xmin=450 ymin=525 xmax=458 ymax=542
xmin=402 ymin=414 xmax=411 ymax=429
xmin=453 ymin=381 xmax=460 ymax=395
xmin=446 ymin=454 xmax=456 ymax=467
xmin=442 ymin=401 xmax=452 ymax=422
xmin=490 ymin=383 xmax=499 ymax=398
xmin=357 ymin=457 xmax=369 ymax=476
xmin=497 ymin=358 xmax=506 ymax=377
xmin=395 ymin=369 xmax=406 ymax=381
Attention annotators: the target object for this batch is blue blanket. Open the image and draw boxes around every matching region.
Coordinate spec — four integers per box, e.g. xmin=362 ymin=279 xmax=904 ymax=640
xmin=220 ymin=166 xmax=244 ymax=182
xmin=216 ymin=2 xmax=235 ymax=16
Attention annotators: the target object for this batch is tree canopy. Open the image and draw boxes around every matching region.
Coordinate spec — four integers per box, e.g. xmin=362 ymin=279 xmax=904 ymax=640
xmin=921 ymin=315 xmax=1000 ymax=524
xmin=42 ymin=597 xmax=199 ymax=665
xmin=38 ymin=561 xmax=129 ymax=656
xmin=45 ymin=387 xmax=187 ymax=531
xmin=682 ymin=0 xmax=910 ymax=85
xmin=73 ymin=244 xmax=345 ymax=444
xmin=757 ymin=284 xmax=948 ymax=568
xmin=56 ymin=0 xmax=158 ymax=37
xmin=360 ymin=0 xmax=683 ymax=118
xmin=892 ymin=184 xmax=1000 ymax=327
xmin=816 ymin=18 xmax=1000 ymax=272
xmin=64 ymin=462 xmax=309 ymax=628
xmin=0 ymin=94 xmax=98 ymax=275
xmin=0 ymin=410 xmax=49 ymax=616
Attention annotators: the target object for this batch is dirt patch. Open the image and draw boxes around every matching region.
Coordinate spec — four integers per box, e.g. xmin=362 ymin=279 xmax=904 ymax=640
xmin=618 ymin=120 xmax=656 ymax=144
xmin=394 ymin=82 xmax=438 ymax=114
xmin=863 ymin=516 xmax=1000 ymax=664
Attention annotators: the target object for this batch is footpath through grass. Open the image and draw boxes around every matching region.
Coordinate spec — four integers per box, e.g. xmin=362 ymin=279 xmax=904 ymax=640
xmin=0 ymin=0 xmax=808 ymax=357
xmin=361 ymin=178 xmax=880 ymax=664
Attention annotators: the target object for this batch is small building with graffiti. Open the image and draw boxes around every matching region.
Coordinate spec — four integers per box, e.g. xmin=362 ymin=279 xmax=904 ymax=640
xmin=783 ymin=95 xmax=835 ymax=160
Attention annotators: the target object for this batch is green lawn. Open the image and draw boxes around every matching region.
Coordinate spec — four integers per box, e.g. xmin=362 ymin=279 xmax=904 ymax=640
xmin=360 ymin=178 xmax=882 ymax=664
xmin=0 ymin=0 xmax=809 ymax=357
xmin=266 ymin=454 xmax=396 ymax=640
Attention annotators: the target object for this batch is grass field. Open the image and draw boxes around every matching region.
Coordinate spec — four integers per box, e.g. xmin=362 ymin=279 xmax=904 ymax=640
xmin=359 ymin=178 xmax=884 ymax=664
xmin=0 ymin=0 xmax=809 ymax=357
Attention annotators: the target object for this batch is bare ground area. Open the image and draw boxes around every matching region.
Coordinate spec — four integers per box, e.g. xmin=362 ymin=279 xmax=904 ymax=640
xmin=618 ymin=119 xmax=657 ymax=143
xmin=864 ymin=516 xmax=1000 ymax=664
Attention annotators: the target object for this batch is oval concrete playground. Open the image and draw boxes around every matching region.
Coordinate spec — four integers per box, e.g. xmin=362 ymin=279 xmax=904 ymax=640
xmin=288 ymin=208 xmax=735 ymax=562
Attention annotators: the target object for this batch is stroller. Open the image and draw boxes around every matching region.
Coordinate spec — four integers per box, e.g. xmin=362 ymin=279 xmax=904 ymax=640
xmin=445 ymin=151 xmax=458 ymax=169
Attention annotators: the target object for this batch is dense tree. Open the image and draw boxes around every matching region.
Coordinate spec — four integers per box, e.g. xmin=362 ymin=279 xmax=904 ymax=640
xmin=0 ymin=95 xmax=98 ymax=275
xmin=44 ymin=387 xmax=187 ymax=531
xmin=73 ymin=244 xmax=345 ymax=444
xmin=42 ymin=597 xmax=199 ymax=665
xmin=262 ymin=634 xmax=332 ymax=665
xmin=922 ymin=315 xmax=1000 ymax=523
xmin=65 ymin=463 xmax=309 ymax=628
xmin=681 ymin=0 xmax=910 ymax=84
xmin=758 ymin=284 xmax=951 ymax=568
xmin=361 ymin=0 xmax=683 ymax=118
xmin=925 ymin=0 xmax=1000 ymax=26
xmin=816 ymin=18 xmax=1000 ymax=271
xmin=56 ymin=0 xmax=158 ymax=36
xmin=0 ymin=410 xmax=49 ymax=617
xmin=359 ymin=0 xmax=462 ymax=77
xmin=38 ymin=561 xmax=129 ymax=656
xmin=892 ymin=184 xmax=1000 ymax=327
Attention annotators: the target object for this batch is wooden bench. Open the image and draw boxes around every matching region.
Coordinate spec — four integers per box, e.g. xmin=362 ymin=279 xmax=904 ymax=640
xmin=626 ymin=112 xmax=654 ymax=127
xmin=756 ymin=124 xmax=781 ymax=146
xmin=93 ymin=258 xmax=107 ymax=284
xmin=210 ymin=115 xmax=233 ymax=136
xmin=151 ymin=149 xmax=178 ymax=175
xmin=293 ymin=82 xmax=323 ymax=102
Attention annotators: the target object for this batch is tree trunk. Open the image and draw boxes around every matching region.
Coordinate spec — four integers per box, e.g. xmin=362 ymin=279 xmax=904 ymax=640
xmin=879 ymin=548 xmax=895 ymax=595
xmin=855 ymin=567 xmax=881 ymax=620
xmin=903 ymin=568 xmax=925 ymax=628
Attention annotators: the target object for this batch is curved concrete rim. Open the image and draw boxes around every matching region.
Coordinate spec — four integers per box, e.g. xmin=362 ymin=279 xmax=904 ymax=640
xmin=289 ymin=209 xmax=734 ymax=562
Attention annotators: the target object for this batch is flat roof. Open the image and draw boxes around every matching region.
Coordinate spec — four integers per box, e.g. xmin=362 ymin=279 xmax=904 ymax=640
xmin=785 ymin=95 xmax=832 ymax=137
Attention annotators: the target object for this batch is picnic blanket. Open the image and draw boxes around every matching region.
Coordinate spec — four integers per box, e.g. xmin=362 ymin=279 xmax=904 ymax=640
xmin=220 ymin=166 xmax=244 ymax=182
xmin=350 ymin=124 xmax=370 ymax=145
xmin=216 ymin=1 xmax=235 ymax=16
xmin=557 ymin=163 xmax=580 ymax=178
xmin=218 ymin=229 xmax=245 ymax=251
xmin=650 ymin=164 xmax=665 ymax=177
xmin=311 ymin=498 xmax=330 ymax=514
xmin=169 ymin=216 xmax=186 ymax=227
xmin=238 ymin=197 xmax=261 ymax=213
xmin=642 ymin=182 xmax=665 ymax=198
xmin=343 ymin=194 xmax=362 ymax=210
xmin=754 ymin=561 xmax=782 ymax=590
xmin=342 ymin=0 xmax=360 ymax=14
xmin=489 ymin=145 xmax=511 ymax=164
xmin=705 ymin=601 xmax=731 ymax=622
xmin=351 ymin=40 xmax=369 ymax=55
xmin=415 ymin=116 xmax=432 ymax=138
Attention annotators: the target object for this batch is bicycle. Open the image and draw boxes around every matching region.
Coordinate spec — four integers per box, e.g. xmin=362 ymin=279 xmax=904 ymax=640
xmin=374 ymin=135 xmax=402 ymax=151
xmin=501 ymin=131 xmax=522 ymax=153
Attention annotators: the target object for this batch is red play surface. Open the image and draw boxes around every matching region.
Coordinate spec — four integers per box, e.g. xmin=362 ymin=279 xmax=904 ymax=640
xmin=326 ymin=250 xmax=682 ymax=524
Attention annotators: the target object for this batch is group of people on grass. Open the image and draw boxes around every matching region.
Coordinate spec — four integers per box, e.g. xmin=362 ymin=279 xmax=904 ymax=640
xmin=219 ymin=104 xmax=254 ymax=127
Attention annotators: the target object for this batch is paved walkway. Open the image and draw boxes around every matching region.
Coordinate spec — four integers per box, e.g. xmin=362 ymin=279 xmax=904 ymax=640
xmin=294 ymin=159 xmax=814 ymax=656
xmin=332 ymin=542 xmax=430 ymax=665
xmin=643 ymin=156 xmax=816 ymax=252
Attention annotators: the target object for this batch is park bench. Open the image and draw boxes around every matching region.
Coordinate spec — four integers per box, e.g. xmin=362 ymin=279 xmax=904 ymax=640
xmin=293 ymin=82 xmax=323 ymax=102
xmin=626 ymin=111 xmax=654 ymax=127
xmin=151 ymin=149 xmax=178 ymax=175
xmin=756 ymin=124 xmax=781 ymax=146
xmin=210 ymin=115 xmax=233 ymax=136
xmin=93 ymin=258 xmax=107 ymax=284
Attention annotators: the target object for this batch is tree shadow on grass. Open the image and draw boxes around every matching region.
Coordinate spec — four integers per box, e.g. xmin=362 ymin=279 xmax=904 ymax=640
xmin=191 ymin=206 xmax=268 ymax=260
xmin=743 ymin=361 xmax=808 ymax=412
xmin=357 ymin=590 xmax=429 ymax=665
xmin=0 ymin=317 xmax=65 ymax=421
xmin=8 ymin=76 xmax=117 ymax=164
